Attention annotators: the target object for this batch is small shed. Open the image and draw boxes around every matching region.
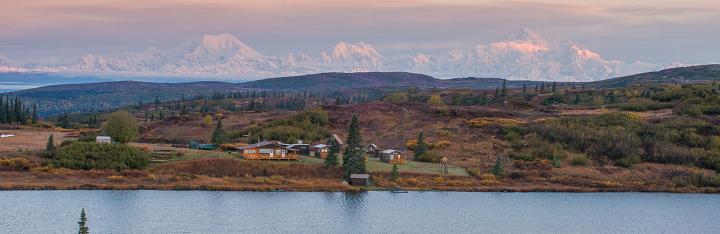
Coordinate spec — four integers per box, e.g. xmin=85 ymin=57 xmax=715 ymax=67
xmin=380 ymin=149 xmax=405 ymax=164
xmin=96 ymin=136 xmax=111 ymax=144
xmin=350 ymin=174 xmax=370 ymax=186
xmin=366 ymin=144 xmax=379 ymax=157
xmin=313 ymin=144 xmax=329 ymax=159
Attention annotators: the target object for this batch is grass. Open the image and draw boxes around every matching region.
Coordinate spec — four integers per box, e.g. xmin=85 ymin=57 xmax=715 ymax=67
xmin=366 ymin=158 xmax=469 ymax=176
xmin=279 ymin=155 xmax=469 ymax=176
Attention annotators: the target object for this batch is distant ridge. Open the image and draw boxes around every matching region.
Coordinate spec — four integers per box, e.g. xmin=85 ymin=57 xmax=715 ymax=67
xmin=593 ymin=64 xmax=720 ymax=88
xmin=8 ymin=65 xmax=720 ymax=115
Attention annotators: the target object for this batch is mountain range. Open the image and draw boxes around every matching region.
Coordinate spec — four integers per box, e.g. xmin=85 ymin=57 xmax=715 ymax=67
xmin=11 ymin=64 xmax=720 ymax=116
xmin=0 ymin=29 xmax=678 ymax=82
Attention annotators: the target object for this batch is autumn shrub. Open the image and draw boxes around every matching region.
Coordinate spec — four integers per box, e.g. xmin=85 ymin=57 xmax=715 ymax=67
xmin=414 ymin=150 xmax=442 ymax=163
xmin=0 ymin=157 xmax=33 ymax=171
xmin=245 ymin=110 xmax=331 ymax=143
xmin=152 ymin=158 xmax=342 ymax=179
xmin=52 ymin=142 xmax=149 ymax=170
xmin=570 ymin=155 xmax=589 ymax=166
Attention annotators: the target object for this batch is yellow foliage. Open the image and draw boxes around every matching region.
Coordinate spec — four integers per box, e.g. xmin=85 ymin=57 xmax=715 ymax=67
xmin=203 ymin=115 xmax=213 ymax=127
xmin=427 ymin=95 xmax=445 ymax=106
xmin=406 ymin=139 xmax=418 ymax=150
xmin=467 ymin=117 xmax=524 ymax=128
xmin=107 ymin=175 xmax=125 ymax=182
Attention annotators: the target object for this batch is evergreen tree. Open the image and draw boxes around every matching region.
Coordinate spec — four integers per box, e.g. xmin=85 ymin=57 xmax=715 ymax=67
xmin=390 ymin=164 xmax=399 ymax=181
xmin=46 ymin=134 xmax=55 ymax=153
xmin=31 ymin=104 xmax=38 ymax=124
xmin=413 ymin=132 xmax=429 ymax=161
xmin=501 ymin=80 xmax=507 ymax=97
xmin=492 ymin=156 xmax=504 ymax=177
xmin=552 ymin=82 xmax=557 ymax=93
xmin=324 ymin=137 xmax=339 ymax=168
xmin=540 ymin=82 xmax=546 ymax=93
xmin=342 ymin=114 xmax=365 ymax=181
xmin=552 ymin=155 xmax=562 ymax=168
xmin=78 ymin=208 xmax=89 ymax=234
xmin=210 ymin=117 xmax=228 ymax=144
xmin=522 ymin=84 xmax=527 ymax=93
xmin=573 ymin=94 xmax=581 ymax=105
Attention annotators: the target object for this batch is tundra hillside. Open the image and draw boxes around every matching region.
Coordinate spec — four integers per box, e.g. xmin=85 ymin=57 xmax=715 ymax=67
xmin=1 ymin=66 xmax=719 ymax=192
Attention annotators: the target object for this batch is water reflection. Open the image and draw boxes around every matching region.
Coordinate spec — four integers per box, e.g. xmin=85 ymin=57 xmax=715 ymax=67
xmin=0 ymin=191 xmax=718 ymax=234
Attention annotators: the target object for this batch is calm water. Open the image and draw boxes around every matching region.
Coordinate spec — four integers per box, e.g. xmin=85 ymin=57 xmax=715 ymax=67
xmin=0 ymin=191 xmax=718 ymax=233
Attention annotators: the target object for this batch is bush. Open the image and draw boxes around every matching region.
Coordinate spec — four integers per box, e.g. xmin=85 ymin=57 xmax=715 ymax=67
xmin=246 ymin=110 xmax=331 ymax=143
xmin=414 ymin=150 xmax=442 ymax=163
xmin=0 ymin=157 xmax=33 ymax=171
xmin=52 ymin=142 xmax=149 ymax=170
xmin=616 ymin=155 xmax=641 ymax=168
xmin=570 ymin=155 xmax=589 ymax=166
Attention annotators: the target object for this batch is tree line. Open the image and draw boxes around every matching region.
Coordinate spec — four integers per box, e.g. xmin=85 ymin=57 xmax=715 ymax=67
xmin=0 ymin=95 xmax=37 ymax=125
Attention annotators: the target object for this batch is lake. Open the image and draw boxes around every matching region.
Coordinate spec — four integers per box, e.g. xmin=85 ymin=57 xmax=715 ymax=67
xmin=0 ymin=191 xmax=717 ymax=233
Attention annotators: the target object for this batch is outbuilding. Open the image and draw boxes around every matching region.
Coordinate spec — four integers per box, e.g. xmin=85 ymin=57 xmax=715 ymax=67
xmin=350 ymin=174 xmax=370 ymax=186
xmin=312 ymin=144 xmax=329 ymax=158
xmin=95 ymin=136 xmax=111 ymax=144
xmin=380 ymin=149 xmax=405 ymax=164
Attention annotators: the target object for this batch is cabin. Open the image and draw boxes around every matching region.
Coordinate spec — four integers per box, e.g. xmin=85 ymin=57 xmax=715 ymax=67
xmin=0 ymin=133 xmax=15 ymax=138
xmin=366 ymin=144 xmax=380 ymax=157
xmin=95 ymin=136 xmax=111 ymax=144
xmin=313 ymin=144 xmax=329 ymax=159
xmin=331 ymin=133 xmax=344 ymax=151
xmin=283 ymin=140 xmax=310 ymax=156
xmin=350 ymin=174 xmax=370 ymax=186
xmin=189 ymin=141 xmax=217 ymax=150
xmin=236 ymin=141 xmax=298 ymax=160
xmin=380 ymin=149 xmax=406 ymax=164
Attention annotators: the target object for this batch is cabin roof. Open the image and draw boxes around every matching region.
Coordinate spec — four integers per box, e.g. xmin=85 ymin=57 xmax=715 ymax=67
xmin=350 ymin=174 xmax=370 ymax=179
xmin=381 ymin=149 xmax=400 ymax=154
xmin=96 ymin=136 xmax=111 ymax=140
xmin=332 ymin=134 xmax=344 ymax=145
xmin=368 ymin=143 xmax=377 ymax=148
xmin=236 ymin=141 xmax=279 ymax=150
xmin=313 ymin=144 xmax=328 ymax=149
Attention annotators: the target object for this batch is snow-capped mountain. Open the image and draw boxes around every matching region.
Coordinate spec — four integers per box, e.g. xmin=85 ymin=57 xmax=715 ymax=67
xmin=0 ymin=55 xmax=26 ymax=73
xmin=1 ymin=30 xmax=667 ymax=81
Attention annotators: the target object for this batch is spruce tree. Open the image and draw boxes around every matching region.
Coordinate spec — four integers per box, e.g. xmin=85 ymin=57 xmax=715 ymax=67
xmin=210 ymin=117 xmax=228 ymax=144
xmin=413 ymin=132 xmax=429 ymax=161
xmin=501 ymin=80 xmax=507 ymax=97
xmin=46 ymin=134 xmax=55 ymax=156
xmin=552 ymin=82 xmax=557 ymax=93
xmin=492 ymin=156 xmax=504 ymax=177
xmin=325 ymin=137 xmax=340 ymax=167
xmin=78 ymin=208 xmax=89 ymax=234
xmin=342 ymin=114 xmax=365 ymax=181
xmin=390 ymin=164 xmax=399 ymax=181
xmin=522 ymin=84 xmax=527 ymax=93
xmin=31 ymin=104 xmax=38 ymax=124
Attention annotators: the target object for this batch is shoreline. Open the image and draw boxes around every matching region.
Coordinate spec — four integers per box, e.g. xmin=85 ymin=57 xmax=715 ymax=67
xmin=1 ymin=183 xmax=717 ymax=193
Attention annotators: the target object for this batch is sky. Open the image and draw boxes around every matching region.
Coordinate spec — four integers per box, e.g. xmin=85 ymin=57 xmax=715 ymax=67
xmin=0 ymin=0 xmax=719 ymax=64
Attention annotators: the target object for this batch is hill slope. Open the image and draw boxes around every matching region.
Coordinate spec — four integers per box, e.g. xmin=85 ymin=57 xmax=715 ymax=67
xmin=8 ymin=65 xmax=720 ymax=115
xmin=593 ymin=64 xmax=720 ymax=88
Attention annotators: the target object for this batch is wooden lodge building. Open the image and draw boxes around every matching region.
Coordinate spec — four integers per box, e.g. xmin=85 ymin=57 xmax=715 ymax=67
xmin=282 ymin=140 xmax=310 ymax=156
xmin=380 ymin=149 xmax=406 ymax=164
xmin=236 ymin=141 xmax=299 ymax=160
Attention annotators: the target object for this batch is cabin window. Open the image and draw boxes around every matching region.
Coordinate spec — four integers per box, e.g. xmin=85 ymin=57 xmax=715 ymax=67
xmin=259 ymin=149 xmax=273 ymax=154
xmin=244 ymin=149 xmax=256 ymax=154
